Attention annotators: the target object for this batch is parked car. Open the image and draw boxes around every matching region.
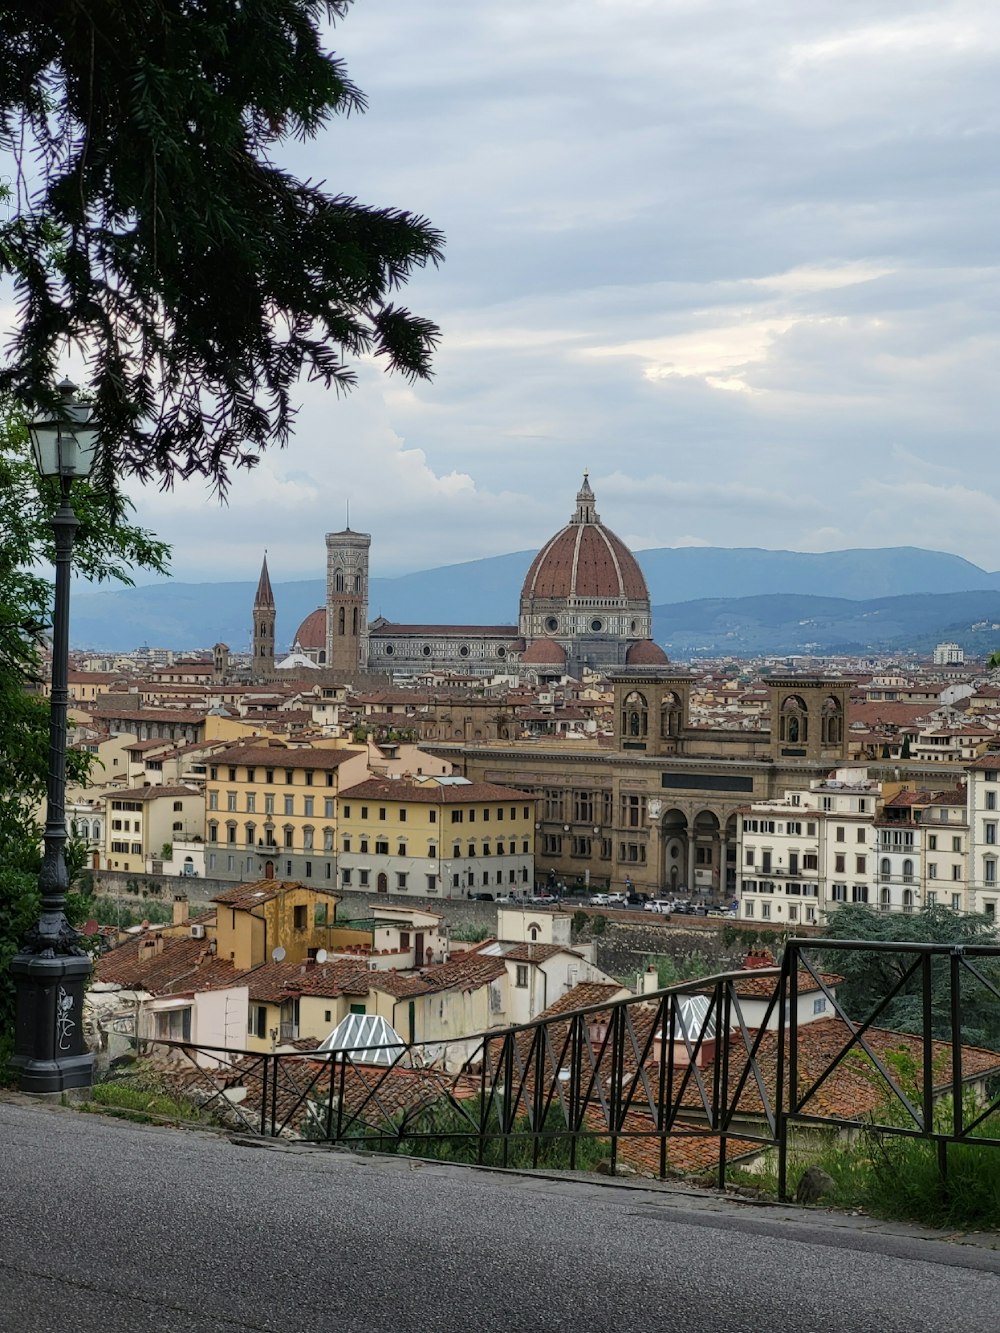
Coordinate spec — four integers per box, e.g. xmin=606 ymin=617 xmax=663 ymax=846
xmin=605 ymin=892 xmax=627 ymax=906
xmin=472 ymin=892 xmax=494 ymax=902
xmin=529 ymin=894 xmax=556 ymax=905
xmin=589 ymin=893 xmax=612 ymax=906
xmin=624 ymin=893 xmax=649 ymax=907
xmin=644 ymin=899 xmax=673 ymax=914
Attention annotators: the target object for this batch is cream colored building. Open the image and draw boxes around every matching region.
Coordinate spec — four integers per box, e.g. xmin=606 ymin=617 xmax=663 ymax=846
xmin=104 ymin=785 xmax=205 ymax=874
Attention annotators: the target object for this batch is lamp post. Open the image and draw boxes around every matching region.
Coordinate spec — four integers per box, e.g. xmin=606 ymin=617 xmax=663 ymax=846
xmin=11 ymin=378 xmax=99 ymax=1093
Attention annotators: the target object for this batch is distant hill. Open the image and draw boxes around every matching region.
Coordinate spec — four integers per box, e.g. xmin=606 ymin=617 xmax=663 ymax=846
xmin=655 ymin=591 xmax=1000 ymax=658
xmin=69 ymin=545 xmax=1000 ymax=652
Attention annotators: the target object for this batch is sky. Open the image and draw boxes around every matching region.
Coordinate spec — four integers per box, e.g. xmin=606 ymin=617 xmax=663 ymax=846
xmin=15 ymin=1 xmax=1000 ymax=582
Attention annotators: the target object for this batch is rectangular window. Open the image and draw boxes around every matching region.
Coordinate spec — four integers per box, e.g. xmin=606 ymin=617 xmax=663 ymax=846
xmin=342 ymin=869 xmax=352 ymax=886
xmin=835 ymin=854 xmax=845 ymax=873
xmin=857 ymin=828 xmax=866 ymax=843
xmin=426 ymin=875 xmax=437 ymax=893
xmin=208 ymin=792 xmax=218 ymax=811
xmin=928 ymin=863 xmax=938 ymax=879
xmin=451 ymin=809 xmax=463 ymax=824
xmin=953 ymin=865 xmax=962 ymax=881
xmin=852 ymin=885 xmax=868 ymax=903
xmin=265 ymin=794 xmax=275 ymax=814
xmin=227 ymin=792 xmax=237 ymax=811
xmin=293 ymin=905 xmax=307 ymax=930
xmin=928 ymin=834 xmax=938 ymax=850
xmin=952 ymin=893 xmax=962 ymax=911
xmin=249 ymin=1005 xmax=267 ymax=1040
xmin=832 ymin=884 xmax=847 ymax=902
xmin=399 ymin=808 xmax=407 ymax=823
xmin=812 ymin=998 xmax=827 ymax=1016
xmin=285 ymin=770 xmax=294 ymax=785
xmin=246 ymin=793 xmax=256 ymax=813
xmin=987 ymin=824 xmax=997 ymax=845
xmin=305 ymin=861 xmax=312 ymax=878
xmin=988 ymin=791 xmax=998 ymax=811
xmin=305 ymin=771 xmax=313 ymax=786
xmin=396 ymin=873 xmax=407 ymax=890
xmin=375 ymin=839 xmax=389 ymax=855
xmin=836 ymin=826 xmax=845 ymax=842
xmin=324 ymin=798 xmax=334 ymax=818
xmin=855 ymin=856 xmax=866 ymax=874
xmin=285 ymin=860 xmax=292 ymax=876
xmin=429 ymin=809 xmax=437 ymax=824
xmin=953 ymin=836 xmax=962 ymax=853
xmin=986 ymin=861 xmax=997 ymax=885
xmin=284 ymin=829 xmax=293 ymax=848
xmin=359 ymin=869 xmax=369 ymax=887
xmin=303 ymin=797 xmax=314 ymax=817
xmin=515 ymin=964 xmax=529 ymax=988
xmin=284 ymin=796 xmax=294 ymax=816
xmin=379 ymin=807 xmax=387 ymax=821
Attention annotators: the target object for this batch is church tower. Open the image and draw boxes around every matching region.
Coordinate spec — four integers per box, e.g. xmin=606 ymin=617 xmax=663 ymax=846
xmin=252 ymin=554 xmax=276 ymax=680
xmin=325 ymin=528 xmax=370 ymax=677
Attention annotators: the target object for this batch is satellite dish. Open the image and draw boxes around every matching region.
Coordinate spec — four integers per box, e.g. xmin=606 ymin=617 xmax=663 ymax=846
xmin=316 ymin=948 xmax=328 ymax=964
xmin=272 ymin=946 xmax=286 ymax=962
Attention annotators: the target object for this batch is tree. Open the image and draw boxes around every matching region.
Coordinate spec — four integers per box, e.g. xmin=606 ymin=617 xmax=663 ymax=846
xmin=818 ymin=904 xmax=1000 ymax=1050
xmin=0 ymin=2 xmax=443 ymax=491
xmin=988 ymin=650 xmax=1000 ymax=671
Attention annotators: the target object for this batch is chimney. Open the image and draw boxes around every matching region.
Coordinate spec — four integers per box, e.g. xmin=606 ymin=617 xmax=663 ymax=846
xmin=172 ymin=893 xmax=189 ymax=927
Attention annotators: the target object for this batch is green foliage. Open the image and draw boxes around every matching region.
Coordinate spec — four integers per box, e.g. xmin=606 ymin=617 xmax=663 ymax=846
xmin=590 ymin=913 xmax=607 ymax=937
xmin=989 ymin=650 xmax=1000 ymax=671
xmin=643 ymin=952 xmax=714 ymax=988
xmin=326 ymin=1095 xmax=606 ymax=1172
xmin=87 ymin=1080 xmax=196 ymax=1121
xmin=0 ymin=2 xmax=443 ymax=491
xmin=449 ymin=925 xmax=491 ymax=943
xmin=819 ymin=904 xmax=1000 ymax=1049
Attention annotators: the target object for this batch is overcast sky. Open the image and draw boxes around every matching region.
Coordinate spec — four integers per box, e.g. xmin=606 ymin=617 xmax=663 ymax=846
xmin=28 ymin=1 xmax=1000 ymax=581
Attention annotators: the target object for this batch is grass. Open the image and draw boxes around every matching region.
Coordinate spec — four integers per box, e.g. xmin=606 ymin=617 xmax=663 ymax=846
xmin=728 ymin=1114 xmax=1000 ymax=1230
xmin=85 ymin=1078 xmax=199 ymax=1123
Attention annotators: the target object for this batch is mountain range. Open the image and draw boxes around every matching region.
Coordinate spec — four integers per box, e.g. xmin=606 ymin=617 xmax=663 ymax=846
xmin=69 ymin=545 xmax=1000 ymax=656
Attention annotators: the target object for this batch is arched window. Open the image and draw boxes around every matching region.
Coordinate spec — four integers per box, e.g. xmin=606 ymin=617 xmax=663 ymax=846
xmin=621 ymin=690 xmax=648 ymax=739
xmin=208 ymin=822 xmax=218 ymax=843
xmin=660 ymin=692 xmax=682 ymax=738
xmin=323 ymin=828 xmax=334 ymax=851
xmin=880 ymin=857 xmax=891 ymax=879
xmin=354 ymin=574 xmax=361 ymax=592
xmin=902 ymin=858 xmax=914 ymax=882
xmin=903 ymin=889 xmax=914 ymax=912
xmin=880 ymin=886 xmax=890 ymax=907
xmin=77 ymin=819 xmax=90 ymax=840
xmin=529 ymin=925 xmax=540 ymax=942
xmin=338 ymin=607 xmax=345 ymax=635
xmin=821 ymin=695 xmax=843 ymax=745
xmin=779 ymin=695 xmax=809 ymax=744
xmin=303 ymin=826 xmax=314 ymax=850
xmin=245 ymin=823 xmax=256 ymax=846
xmin=353 ymin=607 xmax=359 ymax=635
xmin=335 ymin=568 xmax=345 ymax=592
xmin=92 ymin=820 xmax=101 ymax=840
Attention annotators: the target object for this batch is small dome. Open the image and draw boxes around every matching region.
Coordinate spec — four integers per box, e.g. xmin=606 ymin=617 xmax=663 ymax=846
xmin=520 ymin=639 xmax=567 ymax=665
xmin=626 ymin=640 xmax=669 ymax=665
xmin=293 ymin=608 xmax=325 ymax=650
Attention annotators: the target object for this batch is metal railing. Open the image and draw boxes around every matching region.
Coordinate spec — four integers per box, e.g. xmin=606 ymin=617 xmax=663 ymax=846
xmin=121 ymin=938 xmax=1000 ymax=1198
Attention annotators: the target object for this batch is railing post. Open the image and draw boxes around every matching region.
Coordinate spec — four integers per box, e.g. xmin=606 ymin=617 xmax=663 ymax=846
xmin=609 ymin=1005 xmax=624 ymax=1177
xmin=269 ymin=1051 xmax=279 ymax=1137
xmin=501 ymin=1029 xmax=514 ymax=1169
xmin=718 ymin=979 xmax=732 ymax=1192
xmin=921 ymin=954 xmax=934 ymax=1135
xmin=657 ymin=994 xmax=671 ymax=1181
xmin=532 ymin=1025 xmax=545 ymax=1169
xmin=950 ymin=949 xmax=964 ymax=1140
xmin=259 ymin=1055 xmax=269 ymax=1137
xmin=478 ymin=1036 xmax=490 ymax=1166
xmin=776 ymin=945 xmax=791 ymax=1201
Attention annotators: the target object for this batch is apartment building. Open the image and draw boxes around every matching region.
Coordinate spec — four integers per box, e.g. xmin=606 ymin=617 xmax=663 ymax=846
xmin=877 ymin=789 xmax=968 ymax=914
xmin=737 ymin=776 xmax=879 ymax=926
xmin=967 ymin=757 xmax=1000 ymax=919
xmin=337 ymin=775 xmax=536 ymax=900
xmin=104 ymin=784 xmax=205 ymax=873
xmin=203 ymin=742 xmax=371 ymax=884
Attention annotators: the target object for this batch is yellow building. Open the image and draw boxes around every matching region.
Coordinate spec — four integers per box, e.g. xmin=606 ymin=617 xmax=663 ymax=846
xmin=203 ymin=740 xmax=371 ymax=884
xmin=336 ymin=775 xmax=537 ymax=900
xmin=211 ymin=880 xmax=343 ymax=971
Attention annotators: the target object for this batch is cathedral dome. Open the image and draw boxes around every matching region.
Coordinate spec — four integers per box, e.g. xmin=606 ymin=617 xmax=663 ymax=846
xmin=520 ymin=474 xmax=648 ymax=604
xmin=293 ymin=608 xmax=325 ymax=650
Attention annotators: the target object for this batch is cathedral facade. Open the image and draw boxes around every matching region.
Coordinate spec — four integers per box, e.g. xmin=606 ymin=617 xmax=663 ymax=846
xmin=260 ymin=474 xmax=668 ymax=681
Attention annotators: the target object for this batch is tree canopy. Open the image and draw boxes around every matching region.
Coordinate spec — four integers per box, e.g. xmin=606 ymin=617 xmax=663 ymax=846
xmin=819 ymin=904 xmax=1000 ymax=1051
xmin=0 ymin=1 xmax=444 ymax=490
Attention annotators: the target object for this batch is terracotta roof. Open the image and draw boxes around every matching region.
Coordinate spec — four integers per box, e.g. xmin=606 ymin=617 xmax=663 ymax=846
xmin=245 ymin=958 xmax=371 ymax=1003
xmin=537 ymin=982 xmax=629 ymax=1017
xmin=966 ymin=753 xmax=1000 ymax=770
xmin=94 ymin=934 xmax=241 ymax=995
xmin=521 ymin=522 xmax=648 ymax=603
xmin=369 ymin=622 xmax=519 ymax=637
xmin=209 ymin=745 xmax=363 ymax=771
xmin=107 ymin=785 xmax=201 ymax=801
xmin=212 ymin=879 xmax=340 ymax=911
xmin=339 ymin=777 xmax=535 ymax=804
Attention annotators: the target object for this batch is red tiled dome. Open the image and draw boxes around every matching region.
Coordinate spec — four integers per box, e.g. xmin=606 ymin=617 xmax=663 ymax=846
xmin=293 ymin=608 xmax=325 ymax=649
xmin=521 ymin=475 xmax=648 ymax=604
xmin=520 ymin=638 xmax=567 ymax=665
xmin=626 ymin=639 xmax=669 ymax=665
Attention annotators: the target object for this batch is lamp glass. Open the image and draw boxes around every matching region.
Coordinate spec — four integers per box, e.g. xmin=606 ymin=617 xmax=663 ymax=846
xmin=28 ymin=386 xmax=100 ymax=479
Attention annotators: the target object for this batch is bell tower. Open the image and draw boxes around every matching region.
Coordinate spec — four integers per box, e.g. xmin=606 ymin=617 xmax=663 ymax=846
xmin=252 ymin=554 xmax=276 ymax=680
xmin=325 ymin=528 xmax=371 ymax=676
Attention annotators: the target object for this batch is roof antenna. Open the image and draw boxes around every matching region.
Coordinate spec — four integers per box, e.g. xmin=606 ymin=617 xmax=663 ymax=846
xmin=346 ymin=500 xmax=350 ymax=531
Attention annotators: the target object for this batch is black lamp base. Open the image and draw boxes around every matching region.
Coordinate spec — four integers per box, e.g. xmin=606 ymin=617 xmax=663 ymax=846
xmin=10 ymin=952 xmax=94 ymax=1094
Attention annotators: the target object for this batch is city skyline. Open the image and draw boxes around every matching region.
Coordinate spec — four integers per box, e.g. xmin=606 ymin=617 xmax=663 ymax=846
xmin=8 ymin=1 xmax=1000 ymax=581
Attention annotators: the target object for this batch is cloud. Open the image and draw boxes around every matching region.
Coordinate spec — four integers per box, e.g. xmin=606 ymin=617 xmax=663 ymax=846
xmin=4 ymin=0 xmax=999 ymax=585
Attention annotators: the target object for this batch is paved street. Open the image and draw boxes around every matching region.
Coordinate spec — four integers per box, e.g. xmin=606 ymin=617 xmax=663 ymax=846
xmin=1 ymin=1098 xmax=999 ymax=1332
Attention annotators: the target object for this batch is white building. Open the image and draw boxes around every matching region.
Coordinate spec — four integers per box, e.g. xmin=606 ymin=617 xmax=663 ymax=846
xmin=966 ymin=756 xmax=1000 ymax=919
xmin=933 ymin=642 xmax=965 ymax=666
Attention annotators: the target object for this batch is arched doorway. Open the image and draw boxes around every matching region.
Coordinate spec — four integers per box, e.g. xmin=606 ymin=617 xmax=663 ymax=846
xmin=692 ymin=810 xmax=721 ymax=897
xmin=264 ymin=859 xmax=275 ymax=879
xmin=660 ymin=809 xmax=688 ymax=892
xmin=377 ymin=872 xmax=388 ymax=894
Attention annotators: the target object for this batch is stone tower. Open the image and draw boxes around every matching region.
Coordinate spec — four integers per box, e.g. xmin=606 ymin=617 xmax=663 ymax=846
xmin=252 ymin=554 xmax=276 ymax=680
xmin=325 ymin=528 xmax=370 ymax=676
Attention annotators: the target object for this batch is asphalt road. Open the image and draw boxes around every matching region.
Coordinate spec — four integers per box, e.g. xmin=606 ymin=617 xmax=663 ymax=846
xmin=1 ymin=1099 xmax=999 ymax=1333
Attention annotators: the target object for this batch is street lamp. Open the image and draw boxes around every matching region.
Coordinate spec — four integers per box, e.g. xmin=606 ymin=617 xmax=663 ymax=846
xmin=11 ymin=378 xmax=100 ymax=1093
